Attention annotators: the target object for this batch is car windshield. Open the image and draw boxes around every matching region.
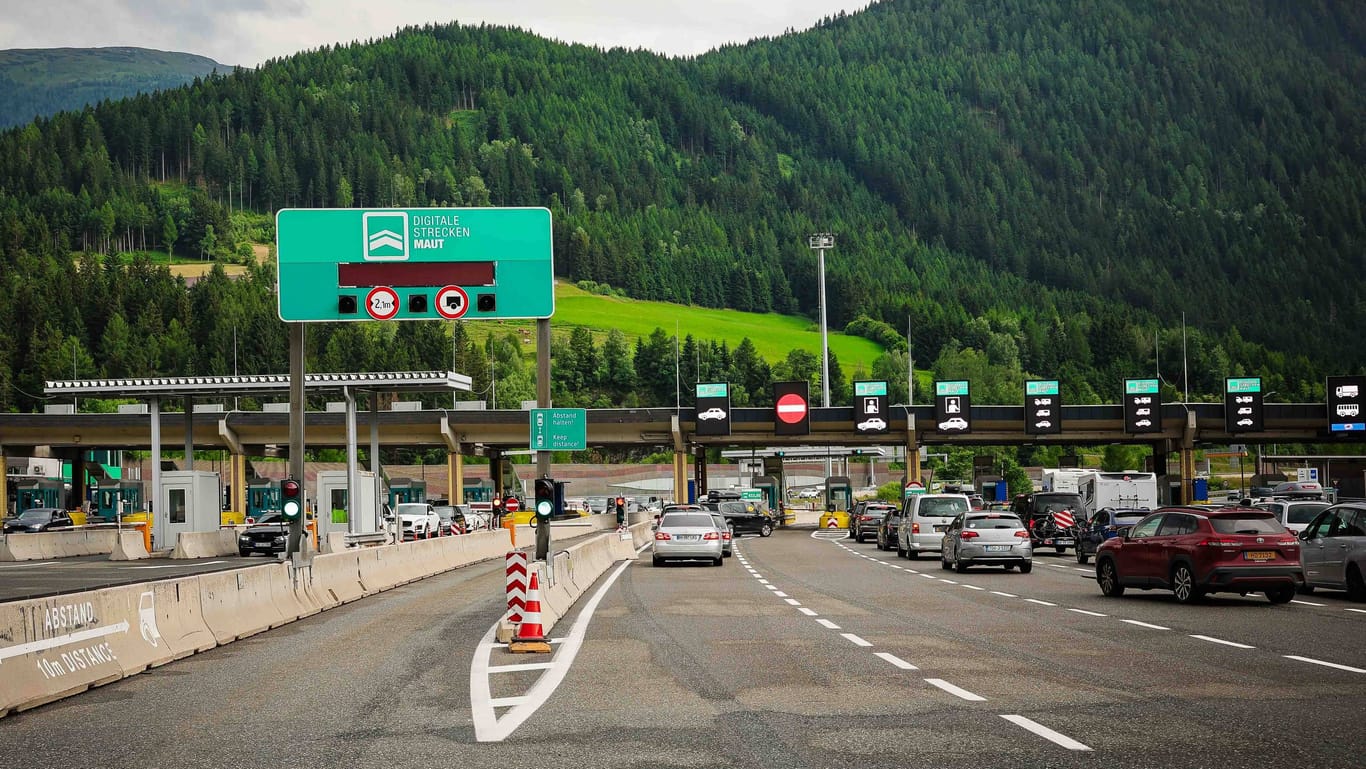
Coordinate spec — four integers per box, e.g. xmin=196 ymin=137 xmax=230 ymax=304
xmin=434 ymin=506 xmax=455 ymax=520
xmin=864 ymin=507 xmax=892 ymax=516
xmin=966 ymin=514 xmax=1021 ymax=529
xmin=1286 ymin=503 xmax=1328 ymax=524
xmin=1114 ymin=513 xmax=1147 ymax=524
xmin=254 ymin=514 xmax=284 ymax=525
xmin=660 ymin=513 xmax=715 ymax=528
xmin=1210 ymin=515 xmax=1285 ymax=535
xmin=919 ymin=498 xmax=968 ymax=517
xmin=719 ymin=501 xmax=750 ymax=514
xmin=15 ymin=509 xmax=53 ymax=522
xmin=395 ymin=503 xmax=428 ymax=516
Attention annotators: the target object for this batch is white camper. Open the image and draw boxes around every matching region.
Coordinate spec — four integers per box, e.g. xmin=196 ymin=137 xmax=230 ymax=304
xmin=1041 ymin=468 xmax=1088 ymax=494
xmin=1078 ymin=471 xmax=1158 ymax=516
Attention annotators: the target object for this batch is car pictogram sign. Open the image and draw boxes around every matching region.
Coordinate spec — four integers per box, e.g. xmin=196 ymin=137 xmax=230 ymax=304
xmin=365 ymin=286 xmax=399 ymax=320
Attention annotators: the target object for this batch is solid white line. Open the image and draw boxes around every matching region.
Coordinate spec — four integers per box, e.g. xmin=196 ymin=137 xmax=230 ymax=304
xmin=487 ymin=662 xmax=554 ymax=673
xmin=1290 ymin=599 xmax=1325 ymax=607
xmin=991 ymin=591 xmax=1017 ymax=598
xmin=840 ymin=633 xmax=873 ymax=647
xmin=1068 ymin=608 xmax=1107 ymax=617
xmin=924 ymin=678 xmax=986 ymax=701
xmin=131 ymin=560 xmax=225 ymax=569
xmin=784 ymin=598 xmax=801 ymax=606
xmin=470 ymin=550 xmax=638 ymax=742
xmin=799 ymin=608 xmax=819 ymax=616
xmin=0 ymin=561 xmax=57 ymax=569
xmin=488 ymin=696 xmax=530 ymax=708
xmin=1121 ymin=619 xmax=1169 ymax=630
xmin=874 ymin=652 xmax=918 ymax=670
xmin=1025 ymin=598 xmax=1057 ymax=607
xmin=816 ymin=619 xmax=841 ymax=630
xmin=774 ymin=591 xmax=789 ymax=597
xmin=1284 ymin=655 xmax=1366 ymax=674
xmin=962 ymin=584 xmax=985 ymax=590
xmin=1001 ymin=715 xmax=1092 ymax=751
xmin=1190 ymin=634 xmax=1254 ymax=649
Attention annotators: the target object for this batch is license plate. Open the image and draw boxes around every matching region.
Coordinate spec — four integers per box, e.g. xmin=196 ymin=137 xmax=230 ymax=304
xmin=677 ymin=534 xmax=699 ymax=541
xmin=254 ymin=543 xmax=273 ymax=549
xmin=1056 ymin=538 xmax=1074 ymax=546
xmin=1244 ymin=551 xmax=1276 ymax=562
xmin=985 ymin=545 xmax=1010 ymax=552
xmin=933 ymin=525 xmax=947 ymax=532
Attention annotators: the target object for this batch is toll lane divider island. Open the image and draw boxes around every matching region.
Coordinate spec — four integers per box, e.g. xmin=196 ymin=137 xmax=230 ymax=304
xmin=0 ymin=530 xmax=513 ymax=717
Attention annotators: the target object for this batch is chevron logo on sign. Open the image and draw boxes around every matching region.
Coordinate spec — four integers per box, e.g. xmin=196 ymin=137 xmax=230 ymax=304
xmin=363 ymin=211 xmax=408 ymax=261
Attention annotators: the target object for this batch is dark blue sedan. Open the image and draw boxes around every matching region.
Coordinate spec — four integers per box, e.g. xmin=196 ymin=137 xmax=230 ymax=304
xmin=1076 ymin=507 xmax=1149 ymax=564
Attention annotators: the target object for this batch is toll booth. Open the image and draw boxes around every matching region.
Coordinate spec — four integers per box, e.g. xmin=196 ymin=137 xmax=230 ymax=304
xmin=463 ymin=478 xmax=494 ymax=504
xmin=387 ymin=478 xmax=427 ymax=507
xmin=17 ymin=479 xmax=65 ymax=511
xmin=752 ymin=476 xmax=782 ymax=512
xmin=94 ymin=480 xmax=145 ymax=519
xmin=157 ymin=471 xmax=221 ymax=549
xmin=825 ymin=476 xmax=854 ymax=512
xmin=316 ymin=470 xmax=379 ymax=536
xmin=246 ymin=478 xmax=281 ymax=522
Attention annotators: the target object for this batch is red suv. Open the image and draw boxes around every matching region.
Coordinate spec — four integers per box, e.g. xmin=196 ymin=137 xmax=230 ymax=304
xmin=1094 ymin=506 xmax=1302 ymax=604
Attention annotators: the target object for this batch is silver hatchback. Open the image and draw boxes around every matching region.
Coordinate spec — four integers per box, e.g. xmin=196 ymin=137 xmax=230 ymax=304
xmin=652 ymin=511 xmax=724 ymax=566
xmin=941 ymin=512 xmax=1034 ymax=573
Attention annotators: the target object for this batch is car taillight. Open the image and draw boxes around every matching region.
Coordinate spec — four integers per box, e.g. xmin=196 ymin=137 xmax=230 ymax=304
xmin=1014 ymin=530 xmax=1030 ymax=538
xmin=1198 ymin=539 xmax=1241 ymax=547
xmin=654 ymin=532 xmax=671 ymax=540
xmin=703 ymin=531 xmax=720 ymax=540
xmin=722 ymin=531 xmax=732 ymax=540
xmin=859 ymin=515 xmax=872 ymax=522
xmin=911 ymin=522 xmax=920 ymax=534
xmin=960 ymin=530 xmax=979 ymax=540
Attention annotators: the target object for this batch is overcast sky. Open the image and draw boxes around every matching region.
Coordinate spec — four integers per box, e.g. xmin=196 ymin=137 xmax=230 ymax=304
xmin=0 ymin=1 xmax=875 ymax=67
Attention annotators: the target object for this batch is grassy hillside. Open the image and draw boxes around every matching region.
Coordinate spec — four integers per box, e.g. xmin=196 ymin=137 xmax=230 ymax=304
xmin=0 ymin=47 xmax=225 ymax=128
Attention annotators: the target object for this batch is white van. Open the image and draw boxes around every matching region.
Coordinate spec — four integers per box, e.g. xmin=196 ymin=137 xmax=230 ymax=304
xmin=897 ymin=493 xmax=972 ymax=559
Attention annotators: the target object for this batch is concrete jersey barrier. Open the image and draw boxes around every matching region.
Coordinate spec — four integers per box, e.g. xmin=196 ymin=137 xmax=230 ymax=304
xmin=0 ymin=529 xmax=120 ymax=562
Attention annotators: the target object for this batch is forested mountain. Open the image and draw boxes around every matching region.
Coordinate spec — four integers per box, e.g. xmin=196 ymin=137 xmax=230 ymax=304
xmin=0 ymin=0 xmax=1363 ymax=415
xmin=0 ymin=47 xmax=226 ymax=129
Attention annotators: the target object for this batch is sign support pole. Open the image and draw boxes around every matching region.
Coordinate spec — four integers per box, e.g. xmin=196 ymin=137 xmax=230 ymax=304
xmin=286 ymin=321 xmax=306 ymax=558
xmin=535 ymin=318 xmax=551 ymax=562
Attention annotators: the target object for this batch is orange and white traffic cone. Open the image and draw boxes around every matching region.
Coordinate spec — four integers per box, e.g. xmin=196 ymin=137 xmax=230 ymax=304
xmin=508 ymin=572 xmax=552 ymax=654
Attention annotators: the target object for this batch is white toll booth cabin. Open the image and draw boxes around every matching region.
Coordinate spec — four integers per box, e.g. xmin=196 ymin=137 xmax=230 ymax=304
xmin=157 ymin=471 xmax=221 ymax=550
xmin=315 ymin=470 xmax=378 ymax=540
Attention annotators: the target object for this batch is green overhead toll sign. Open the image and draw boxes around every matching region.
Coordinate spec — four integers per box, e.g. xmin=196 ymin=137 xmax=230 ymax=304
xmin=1126 ymin=378 xmax=1160 ymax=395
xmin=696 ymin=383 xmax=729 ymax=398
xmin=530 ymin=408 xmax=587 ymax=451
xmin=1026 ymin=380 xmax=1059 ymax=396
xmin=1227 ymin=378 xmax=1262 ymax=393
xmin=936 ymin=381 xmax=969 ymax=396
xmin=855 ymin=381 xmax=888 ymax=396
xmin=275 ymin=207 xmax=553 ymax=322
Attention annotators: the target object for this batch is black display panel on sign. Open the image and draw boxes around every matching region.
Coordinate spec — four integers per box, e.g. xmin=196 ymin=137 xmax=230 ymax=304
xmin=854 ymin=380 xmax=889 ymax=434
xmin=1124 ymin=378 xmax=1161 ymax=434
xmin=1024 ymin=380 xmax=1062 ymax=435
xmin=694 ymin=382 xmax=732 ymax=436
xmin=934 ymin=381 xmax=971 ymax=434
xmin=1327 ymin=375 xmax=1366 ymax=434
xmin=1224 ymin=377 xmax=1264 ymax=433
xmin=773 ymin=381 xmax=811 ymax=436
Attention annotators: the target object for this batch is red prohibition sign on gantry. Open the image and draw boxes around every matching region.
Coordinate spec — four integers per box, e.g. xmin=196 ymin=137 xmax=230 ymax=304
xmin=434 ymin=285 xmax=470 ymax=319
xmin=365 ymin=286 xmax=399 ymax=320
xmin=776 ymin=392 xmax=808 ymax=424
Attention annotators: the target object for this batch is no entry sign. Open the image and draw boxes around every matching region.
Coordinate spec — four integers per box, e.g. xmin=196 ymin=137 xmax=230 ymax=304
xmin=773 ymin=382 xmax=810 ymax=436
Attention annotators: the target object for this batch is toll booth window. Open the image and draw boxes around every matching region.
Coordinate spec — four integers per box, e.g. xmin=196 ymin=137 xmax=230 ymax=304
xmin=169 ymin=489 xmax=187 ymax=524
xmin=330 ymin=489 xmax=347 ymax=511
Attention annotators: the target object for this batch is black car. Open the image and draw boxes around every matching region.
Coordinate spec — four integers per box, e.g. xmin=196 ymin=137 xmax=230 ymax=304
xmin=875 ymin=505 xmax=905 ymax=551
xmin=237 ymin=513 xmax=289 ymax=556
xmin=849 ymin=502 xmax=895 ymax=543
xmin=3 ymin=507 xmax=73 ymax=533
xmin=714 ymin=500 xmax=775 ymax=537
xmin=434 ymin=505 xmax=467 ymax=535
xmin=1075 ymin=507 xmax=1149 ymax=564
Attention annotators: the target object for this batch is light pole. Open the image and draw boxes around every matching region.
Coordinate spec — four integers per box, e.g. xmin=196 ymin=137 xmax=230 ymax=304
xmin=809 ymin=233 xmax=834 ymax=485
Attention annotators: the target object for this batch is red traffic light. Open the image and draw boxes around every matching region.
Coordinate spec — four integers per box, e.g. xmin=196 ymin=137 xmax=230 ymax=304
xmin=281 ymin=478 xmax=301 ymax=498
xmin=615 ymin=497 xmax=625 ymax=506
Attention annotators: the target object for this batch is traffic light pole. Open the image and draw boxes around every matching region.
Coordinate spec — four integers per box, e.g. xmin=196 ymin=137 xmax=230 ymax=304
xmin=286 ymin=322 xmax=306 ymax=558
xmin=535 ymin=318 xmax=551 ymax=561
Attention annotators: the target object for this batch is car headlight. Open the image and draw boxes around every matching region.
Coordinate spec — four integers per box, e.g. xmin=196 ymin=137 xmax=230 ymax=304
xmin=238 ymin=535 xmax=250 ymax=542
xmin=272 ymin=536 xmax=285 ymax=545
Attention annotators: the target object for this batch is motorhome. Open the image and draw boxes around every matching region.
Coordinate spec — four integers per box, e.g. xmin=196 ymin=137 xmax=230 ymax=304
xmin=1077 ymin=471 xmax=1158 ymax=516
xmin=1041 ymin=468 xmax=1088 ymax=494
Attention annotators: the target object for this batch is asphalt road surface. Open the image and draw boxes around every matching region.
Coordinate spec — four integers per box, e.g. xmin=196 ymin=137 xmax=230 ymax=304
xmin=2 ymin=526 xmax=1362 ymax=768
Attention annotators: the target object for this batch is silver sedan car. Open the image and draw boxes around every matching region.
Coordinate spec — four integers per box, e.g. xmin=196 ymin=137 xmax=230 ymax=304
xmin=652 ymin=510 xmax=724 ymax=566
xmin=941 ymin=512 xmax=1034 ymax=573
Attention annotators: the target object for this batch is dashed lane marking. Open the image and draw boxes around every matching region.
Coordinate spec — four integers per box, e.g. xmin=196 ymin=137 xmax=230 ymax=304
xmin=924 ymin=678 xmax=986 ymax=701
xmin=1001 ymin=714 xmax=1092 ymax=751
xmin=799 ymin=608 xmax=819 ymax=616
xmin=874 ymin=652 xmax=918 ymax=670
xmin=784 ymin=598 xmax=801 ymax=606
xmin=1068 ymin=608 xmax=1108 ymax=617
xmin=1290 ymin=599 xmax=1325 ymax=607
xmin=991 ymin=591 xmax=1018 ymax=598
xmin=1283 ymin=655 xmax=1366 ymax=674
xmin=841 ymin=633 xmax=873 ymax=647
xmin=816 ymin=619 xmax=841 ymax=630
xmin=1025 ymin=598 xmax=1058 ymax=607
xmin=1191 ymin=634 xmax=1254 ymax=649
xmin=962 ymin=584 xmax=986 ymax=591
xmin=1121 ymin=619 xmax=1170 ymax=630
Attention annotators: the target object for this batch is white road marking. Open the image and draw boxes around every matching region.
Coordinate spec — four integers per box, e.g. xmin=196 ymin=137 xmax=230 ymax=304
xmin=488 ymin=662 xmax=553 ymax=673
xmin=1290 ymin=599 xmax=1325 ymax=607
xmin=751 ymin=574 xmax=763 ymax=579
xmin=488 ymin=696 xmax=530 ymax=708
xmin=1068 ymin=609 xmax=1107 ymax=617
xmin=991 ymin=591 xmax=1017 ymax=598
xmin=841 ymin=633 xmax=873 ymax=647
xmin=924 ymin=678 xmax=986 ymax=701
xmin=131 ymin=560 xmax=225 ymax=569
xmin=1049 ymin=564 xmax=1070 ymax=569
xmin=920 ymin=574 xmax=936 ymax=579
xmin=874 ymin=652 xmax=918 ymax=670
xmin=1190 ymin=634 xmax=1254 ymax=649
xmin=1073 ymin=568 xmax=1093 ymax=572
xmin=1284 ymin=655 xmax=1366 ymax=674
xmin=1121 ymin=619 xmax=1170 ymax=630
xmin=757 ymin=579 xmax=770 ymax=584
xmin=774 ymin=591 xmax=789 ymax=597
xmin=799 ymin=608 xmax=819 ymax=616
xmin=1025 ymin=599 xmax=1057 ymax=607
xmin=470 ymin=546 xmax=641 ymax=742
xmin=784 ymin=598 xmax=801 ymax=606
xmin=0 ymin=561 xmax=57 ymax=569
xmin=941 ymin=579 xmax=959 ymax=584
xmin=765 ymin=585 xmax=779 ymax=591
xmin=961 ymin=584 xmax=985 ymax=591
xmin=907 ymin=569 xmax=920 ymax=574
xmin=816 ymin=619 xmax=841 ymax=630
xmin=1346 ymin=608 xmax=1366 ymax=615
xmin=1001 ymin=714 xmax=1092 ymax=751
